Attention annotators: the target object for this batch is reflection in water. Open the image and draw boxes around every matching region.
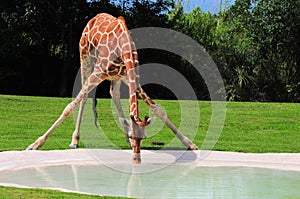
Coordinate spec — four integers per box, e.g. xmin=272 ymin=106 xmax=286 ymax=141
xmin=0 ymin=163 xmax=299 ymax=198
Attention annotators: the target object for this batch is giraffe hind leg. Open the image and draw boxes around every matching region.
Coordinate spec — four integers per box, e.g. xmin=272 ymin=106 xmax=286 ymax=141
xmin=92 ymin=94 xmax=98 ymax=128
xmin=69 ymin=70 xmax=107 ymax=149
xmin=70 ymin=56 xmax=94 ymax=149
xmin=110 ymin=80 xmax=130 ymax=144
xmin=69 ymin=94 xmax=87 ymax=149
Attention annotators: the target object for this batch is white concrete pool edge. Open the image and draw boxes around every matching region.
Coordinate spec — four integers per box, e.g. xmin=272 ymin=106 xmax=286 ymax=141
xmin=0 ymin=149 xmax=299 ymax=171
xmin=196 ymin=150 xmax=300 ymax=171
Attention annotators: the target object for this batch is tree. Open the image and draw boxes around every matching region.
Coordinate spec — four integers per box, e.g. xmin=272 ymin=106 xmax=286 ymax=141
xmin=0 ymin=0 xmax=123 ymax=96
xmin=0 ymin=0 xmax=174 ymax=97
xmin=1 ymin=0 xmax=299 ymax=101
xmin=169 ymin=0 xmax=300 ymax=101
xmin=215 ymin=0 xmax=256 ymax=101
xmin=250 ymin=0 xmax=300 ymax=101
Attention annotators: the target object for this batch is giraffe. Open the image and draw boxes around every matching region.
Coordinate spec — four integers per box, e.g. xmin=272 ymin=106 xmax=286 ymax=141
xmin=27 ymin=13 xmax=198 ymax=163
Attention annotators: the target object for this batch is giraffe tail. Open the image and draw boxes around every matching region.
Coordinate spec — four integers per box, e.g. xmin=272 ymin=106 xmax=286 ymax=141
xmin=92 ymin=97 xmax=99 ymax=128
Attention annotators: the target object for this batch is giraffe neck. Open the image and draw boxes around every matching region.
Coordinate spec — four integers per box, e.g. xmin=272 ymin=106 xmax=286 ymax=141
xmin=115 ymin=16 xmax=140 ymax=122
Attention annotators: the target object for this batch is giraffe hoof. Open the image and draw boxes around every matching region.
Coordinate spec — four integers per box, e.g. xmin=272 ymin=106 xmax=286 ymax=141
xmin=26 ymin=147 xmax=33 ymax=150
xmin=69 ymin=144 xmax=78 ymax=149
xmin=188 ymin=144 xmax=198 ymax=150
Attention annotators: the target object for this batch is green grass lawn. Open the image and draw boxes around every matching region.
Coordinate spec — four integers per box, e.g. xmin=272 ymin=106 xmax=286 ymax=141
xmin=0 ymin=94 xmax=299 ymax=198
xmin=0 ymin=185 xmax=129 ymax=199
xmin=0 ymin=94 xmax=299 ymax=153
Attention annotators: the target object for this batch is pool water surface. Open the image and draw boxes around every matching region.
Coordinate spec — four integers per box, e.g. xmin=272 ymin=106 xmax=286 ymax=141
xmin=0 ymin=163 xmax=299 ymax=198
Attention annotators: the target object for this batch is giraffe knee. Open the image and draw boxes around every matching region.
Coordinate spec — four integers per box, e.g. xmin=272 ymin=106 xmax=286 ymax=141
xmin=151 ymin=104 xmax=166 ymax=118
xmin=63 ymin=102 xmax=77 ymax=117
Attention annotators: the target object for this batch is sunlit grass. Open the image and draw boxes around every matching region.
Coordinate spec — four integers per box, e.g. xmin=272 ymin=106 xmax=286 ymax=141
xmin=0 ymin=94 xmax=299 ymax=153
xmin=0 ymin=94 xmax=299 ymax=198
xmin=0 ymin=185 xmax=130 ymax=199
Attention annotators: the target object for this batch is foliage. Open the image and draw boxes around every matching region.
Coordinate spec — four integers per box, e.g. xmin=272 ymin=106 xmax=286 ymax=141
xmin=0 ymin=0 xmax=299 ymax=101
xmin=0 ymin=0 xmax=172 ymax=97
xmin=215 ymin=0 xmax=256 ymax=101
xmin=169 ymin=0 xmax=300 ymax=101
xmin=121 ymin=0 xmax=173 ymax=28
xmin=249 ymin=0 xmax=300 ymax=101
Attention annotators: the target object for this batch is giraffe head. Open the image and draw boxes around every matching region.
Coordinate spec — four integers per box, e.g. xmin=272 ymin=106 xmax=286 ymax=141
xmin=120 ymin=116 xmax=155 ymax=164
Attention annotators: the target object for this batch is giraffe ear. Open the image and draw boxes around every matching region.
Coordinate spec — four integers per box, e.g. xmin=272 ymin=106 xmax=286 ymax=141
xmin=146 ymin=117 xmax=155 ymax=126
xmin=119 ymin=118 xmax=130 ymax=127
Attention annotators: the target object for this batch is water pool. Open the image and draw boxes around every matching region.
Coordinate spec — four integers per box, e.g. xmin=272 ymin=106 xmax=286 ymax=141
xmin=0 ymin=164 xmax=299 ymax=198
xmin=0 ymin=150 xmax=299 ymax=198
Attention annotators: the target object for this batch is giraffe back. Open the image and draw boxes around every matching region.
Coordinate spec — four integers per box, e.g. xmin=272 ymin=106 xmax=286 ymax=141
xmin=79 ymin=13 xmax=133 ymax=78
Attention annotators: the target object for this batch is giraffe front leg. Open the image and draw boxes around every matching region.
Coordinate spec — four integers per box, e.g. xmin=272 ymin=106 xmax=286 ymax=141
xmin=26 ymin=136 xmax=47 ymax=150
xmin=27 ymin=99 xmax=80 ymax=150
xmin=151 ymin=104 xmax=198 ymax=150
xmin=27 ymin=70 xmax=107 ymax=150
xmin=110 ymin=80 xmax=130 ymax=145
xmin=137 ymin=87 xmax=199 ymax=150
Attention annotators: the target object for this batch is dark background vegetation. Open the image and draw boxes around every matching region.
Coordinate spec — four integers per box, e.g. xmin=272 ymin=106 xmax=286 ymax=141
xmin=0 ymin=0 xmax=299 ymax=101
